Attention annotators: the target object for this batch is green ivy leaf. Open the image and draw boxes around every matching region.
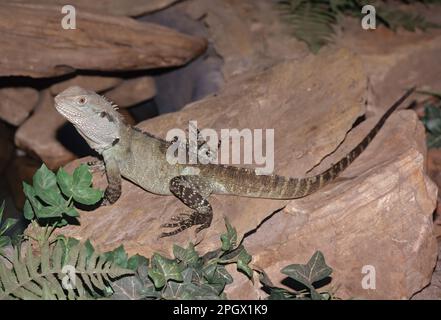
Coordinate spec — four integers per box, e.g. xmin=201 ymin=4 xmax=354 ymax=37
xmin=23 ymin=182 xmax=42 ymax=212
xmin=33 ymin=165 xmax=64 ymax=206
xmin=73 ymin=164 xmax=93 ymax=189
xmin=173 ymin=243 xmax=200 ymax=267
xmin=72 ymin=187 xmax=103 ymax=205
xmin=23 ymin=200 xmax=34 ymax=220
xmin=37 ymin=206 xmax=63 ymax=218
xmin=127 ymin=254 xmax=149 ymax=271
xmin=64 ymin=206 xmax=79 ymax=217
xmin=148 ymin=253 xmax=183 ymax=288
xmin=281 ymin=251 xmax=332 ymax=289
xmin=220 ymin=219 xmax=237 ymax=252
xmin=105 ymin=245 xmax=129 ymax=269
xmin=237 ymin=249 xmax=253 ymax=278
xmin=57 ymin=167 xmax=74 ymax=197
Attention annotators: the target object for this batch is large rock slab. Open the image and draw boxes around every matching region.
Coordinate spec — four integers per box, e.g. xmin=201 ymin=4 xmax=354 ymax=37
xmin=57 ymin=49 xmax=367 ymax=245
xmin=5 ymin=0 xmax=179 ymax=16
xmin=0 ymin=3 xmax=207 ymax=77
xmin=14 ymin=90 xmax=76 ymax=170
xmin=0 ymin=88 xmax=39 ymax=126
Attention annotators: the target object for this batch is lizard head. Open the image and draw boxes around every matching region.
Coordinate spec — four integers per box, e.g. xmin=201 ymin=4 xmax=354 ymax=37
xmin=54 ymin=86 xmax=122 ymax=154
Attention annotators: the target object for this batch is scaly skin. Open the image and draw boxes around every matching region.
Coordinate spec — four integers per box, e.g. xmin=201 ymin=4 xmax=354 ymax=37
xmin=54 ymin=86 xmax=415 ymax=237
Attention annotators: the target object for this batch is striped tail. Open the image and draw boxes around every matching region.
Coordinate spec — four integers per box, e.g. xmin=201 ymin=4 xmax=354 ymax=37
xmin=222 ymin=87 xmax=415 ymax=199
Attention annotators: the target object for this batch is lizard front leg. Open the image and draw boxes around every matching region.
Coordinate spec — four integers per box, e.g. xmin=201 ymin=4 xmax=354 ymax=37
xmin=160 ymin=175 xmax=213 ymax=238
xmin=102 ymin=156 xmax=122 ymax=206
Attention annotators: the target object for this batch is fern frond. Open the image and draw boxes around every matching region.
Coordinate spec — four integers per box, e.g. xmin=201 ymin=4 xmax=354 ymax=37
xmin=0 ymin=240 xmax=133 ymax=300
xmin=278 ymin=0 xmax=339 ymax=53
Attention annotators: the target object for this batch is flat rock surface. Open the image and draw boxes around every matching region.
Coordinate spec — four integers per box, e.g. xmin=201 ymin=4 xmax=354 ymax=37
xmin=0 ymin=87 xmax=39 ymax=126
xmin=0 ymin=3 xmax=207 ymax=77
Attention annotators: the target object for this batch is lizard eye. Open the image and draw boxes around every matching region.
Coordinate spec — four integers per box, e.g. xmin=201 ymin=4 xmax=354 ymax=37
xmin=78 ymin=97 xmax=87 ymax=105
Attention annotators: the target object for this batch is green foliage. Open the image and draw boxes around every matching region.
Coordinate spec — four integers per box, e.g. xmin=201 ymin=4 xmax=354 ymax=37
xmin=278 ymin=0 xmax=441 ymax=53
xmin=0 ymin=231 xmax=133 ymax=300
xmin=260 ymin=251 xmax=335 ymax=300
xmin=420 ymin=91 xmax=441 ymax=148
xmin=110 ymin=221 xmax=253 ymax=300
xmin=23 ymin=164 xmax=103 ymax=226
xmin=0 ymin=202 xmax=18 ymax=253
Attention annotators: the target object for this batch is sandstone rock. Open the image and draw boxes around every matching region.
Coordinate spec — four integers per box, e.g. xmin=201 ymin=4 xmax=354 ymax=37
xmin=5 ymin=0 xmax=179 ymax=16
xmin=0 ymin=3 xmax=207 ymax=78
xmin=14 ymin=90 xmax=76 ymax=170
xmin=412 ymin=241 xmax=441 ymax=299
xmin=50 ymin=75 xmax=122 ymax=96
xmin=0 ymin=121 xmax=14 ymax=174
xmin=336 ymin=19 xmax=441 ymax=112
xmin=104 ymin=76 xmax=156 ymax=108
xmin=181 ymin=0 xmax=309 ymax=80
xmin=0 ymin=87 xmax=39 ymax=126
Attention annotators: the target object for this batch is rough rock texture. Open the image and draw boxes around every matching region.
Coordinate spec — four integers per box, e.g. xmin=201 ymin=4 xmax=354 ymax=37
xmin=181 ymin=0 xmax=309 ymax=80
xmin=335 ymin=17 xmax=441 ymax=112
xmin=5 ymin=0 xmax=179 ymax=16
xmin=52 ymin=49 xmax=437 ymax=299
xmin=14 ymin=90 xmax=76 ymax=170
xmin=0 ymin=87 xmax=39 ymax=126
xmin=104 ymin=76 xmax=156 ymax=108
xmin=0 ymin=3 xmax=207 ymax=77
xmin=50 ymin=75 xmax=122 ymax=96
xmin=412 ymin=240 xmax=441 ymax=299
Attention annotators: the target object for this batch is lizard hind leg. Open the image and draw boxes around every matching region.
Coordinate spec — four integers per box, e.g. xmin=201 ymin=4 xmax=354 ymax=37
xmin=160 ymin=175 xmax=213 ymax=238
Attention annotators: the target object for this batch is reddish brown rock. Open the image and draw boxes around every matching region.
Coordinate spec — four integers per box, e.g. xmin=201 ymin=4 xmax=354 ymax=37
xmin=6 ymin=0 xmax=180 ymax=16
xmin=0 ymin=87 xmax=39 ymax=126
xmin=104 ymin=76 xmax=156 ymax=108
xmin=14 ymin=90 xmax=76 ymax=170
xmin=50 ymin=75 xmax=122 ymax=96
xmin=0 ymin=3 xmax=207 ymax=78
xmin=336 ymin=19 xmax=441 ymax=112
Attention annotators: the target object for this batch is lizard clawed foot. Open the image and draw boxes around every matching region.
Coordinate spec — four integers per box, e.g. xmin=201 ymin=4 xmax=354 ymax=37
xmin=160 ymin=211 xmax=211 ymax=238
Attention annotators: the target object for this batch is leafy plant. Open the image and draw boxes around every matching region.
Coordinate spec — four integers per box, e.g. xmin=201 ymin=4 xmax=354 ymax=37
xmin=278 ymin=0 xmax=441 ymax=53
xmin=23 ymin=164 xmax=103 ymax=226
xmin=0 ymin=202 xmax=17 ymax=256
xmin=110 ymin=220 xmax=253 ymax=300
xmin=0 ymin=229 xmax=133 ymax=300
xmin=260 ymin=251 xmax=335 ymax=300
